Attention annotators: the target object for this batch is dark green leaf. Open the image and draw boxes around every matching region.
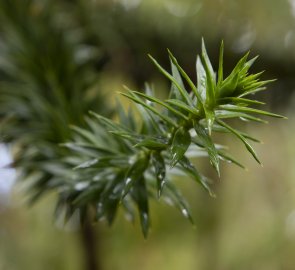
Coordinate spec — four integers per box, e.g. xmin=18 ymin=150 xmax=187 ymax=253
xmin=170 ymin=127 xmax=191 ymax=168
xmin=217 ymin=150 xmax=246 ymax=169
xmin=135 ymin=138 xmax=168 ymax=150
xmin=215 ymin=110 xmax=268 ymax=124
xmin=70 ymin=125 xmax=99 ymax=146
xmin=73 ymin=185 xmax=103 ymax=206
xmin=216 ymin=119 xmax=261 ymax=164
xmin=144 ymin=83 xmax=155 ymax=99
xmin=148 ymin=54 xmax=192 ymax=105
xmin=151 ymin=151 xmax=166 ymax=198
xmin=169 ymin=55 xmax=186 ymax=100
xmin=131 ymin=90 xmax=189 ymax=121
xmin=244 ymin=55 xmax=259 ymax=71
xmin=242 ymin=79 xmax=275 ymax=91
xmin=211 ymin=123 xmax=261 ymax=143
xmin=89 ymin=111 xmax=128 ymax=131
xmin=127 ymin=106 xmax=137 ymax=131
xmin=121 ymin=153 xmax=150 ymax=198
xmin=96 ymin=174 xmax=124 ymax=224
xmin=109 ymin=130 xmax=145 ymax=143
xmin=204 ymin=107 xmax=215 ymax=135
xmin=133 ymin=98 xmax=162 ymax=134
xmin=164 ymin=181 xmax=195 ymax=224
xmin=238 ymin=87 xmax=267 ymax=97
xmin=218 ymin=104 xmax=286 ymax=118
xmin=167 ymin=49 xmax=203 ymax=105
xmin=194 ymin=124 xmax=220 ymax=176
xmin=219 ymin=72 xmax=239 ymax=97
xmin=165 ymin=99 xmax=200 ymax=116
xmin=61 ymin=143 xmax=101 ymax=158
xmin=132 ymin=177 xmax=150 ymax=238
xmin=219 ymin=52 xmax=249 ymax=97
xmin=116 ymin=98 xmax=129 ymax=127
xmin=201 ymin=39 xmax=216 ymax=105
xmin=178 ymin=156 xmax=214 ymax=196
xmin=196 ymin=55 xmax=206 ymax=103
xmin=217 ymin=40 xmax=224 ymax=87
xmin=218 ymin=97 xmax=265 ymax=106
xmin=74 ymin=158 xmax=98 ymax=170
xmin=122 ymin=199 xmax=135 ymax=223
xmin=121 ymin=89 xmax=177 ymax=127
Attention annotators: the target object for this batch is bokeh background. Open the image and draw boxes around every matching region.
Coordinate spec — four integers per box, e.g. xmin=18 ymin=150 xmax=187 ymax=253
xmin=0 ymin=0 xmax=294 ymax=269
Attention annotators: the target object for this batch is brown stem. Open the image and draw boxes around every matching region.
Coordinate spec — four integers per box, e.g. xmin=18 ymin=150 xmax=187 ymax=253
xmin=80 ymin=208 xmax=102 ymax=270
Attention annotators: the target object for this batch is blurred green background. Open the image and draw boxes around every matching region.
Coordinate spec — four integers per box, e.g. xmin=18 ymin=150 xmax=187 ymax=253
xmin=0 ymin=0 xmax=294 ymax=269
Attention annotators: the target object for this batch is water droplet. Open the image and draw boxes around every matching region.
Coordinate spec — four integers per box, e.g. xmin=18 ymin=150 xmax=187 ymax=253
xmin=157 ymin=190 xmax=161 ymax=199
xmin=172 ymin=153 xmax=177 ymax=160
xmin=181 ymin=208 xmax=189 ymax=218
xmin=97 ymin=202 xmax=103 ymax=216
xmin=121 ymin=178 xmax=133 ymax=198
xmin=164 ymin=197 xmax=173 ymax=206
xmin=125 ymin=177 xmax=132 ymax=186
xmin=189 ymin=129 xmax=197 ymax=137
xmin=79 ymin=158 xmax=98 ymax=169
xmin=113 ymin=184 xmax=123 ymax=195
xmin=159 ymin=172 xmax=165 ymax=181
xmin=93 ymin=175 xmax=100 ymax=181
xmin=240 ymin=117 xmax=249 ymax=122
xmin=74 ymin=182 xmax=89 ymax=191
xmin=128 ymin=155 xmax=136 ymax=165
xmin=142 ymin=212 xmax=148 ymax=222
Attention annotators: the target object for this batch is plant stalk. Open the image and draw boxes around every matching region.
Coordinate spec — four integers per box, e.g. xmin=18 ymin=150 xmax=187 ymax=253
xmin=80 ymin=208 xmax=102 ymax=270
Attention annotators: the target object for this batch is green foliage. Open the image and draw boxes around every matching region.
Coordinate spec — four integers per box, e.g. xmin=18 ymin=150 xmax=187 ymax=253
xmin=61 ymin=41 xmax=285 ymax=237
xmin=0 ymin=1 xmax=111 ymax=201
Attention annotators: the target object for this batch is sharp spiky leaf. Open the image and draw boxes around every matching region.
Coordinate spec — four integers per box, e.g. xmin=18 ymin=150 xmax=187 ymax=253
xmin=178 ymin=156 xmax=214 ymax=196
xmin=151 ymin=152 xmax=166 ymax=198
xmin=131 ymin=90 xmax=189 ymax=121
xmin=121 ymin=90 xmax=177 ymax=127
xmin=165 ymin=99 xmax=199 ymax=116
xmin=196 ymin=56 xmax=207 ymax=103
xmin=201 ymin=39 xmax=216 ymax=105
xmin=134 ymin=138 xmax=168 ymax=150
xmin=164 ymin=181 xmax=195 ymax=224
xmin=168 ymin=49 xmax=203 ymax=105
xmin=170 ymin=127 xmax=191 ymax=168
xmin=194 ymin=124 xmax=220 ymax=176
xmin=218 ymin=104 xmax=286 ymax=118
xmin=217 ymin=40 xmax=224 ymax=87
xmin=132 ymin=177 xmax=150 ymax=238
xmin=216 ymin=119 xmax=261 ymax=164
xmin=148 ymin=54 xmax=192 ymax=105
xmin=121 ymin=154 xmax=150 ymax=198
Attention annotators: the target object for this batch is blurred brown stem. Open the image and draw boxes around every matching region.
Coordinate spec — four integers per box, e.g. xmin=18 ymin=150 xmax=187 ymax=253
xmin=80 ymin=208 xmax=102 ymax=270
